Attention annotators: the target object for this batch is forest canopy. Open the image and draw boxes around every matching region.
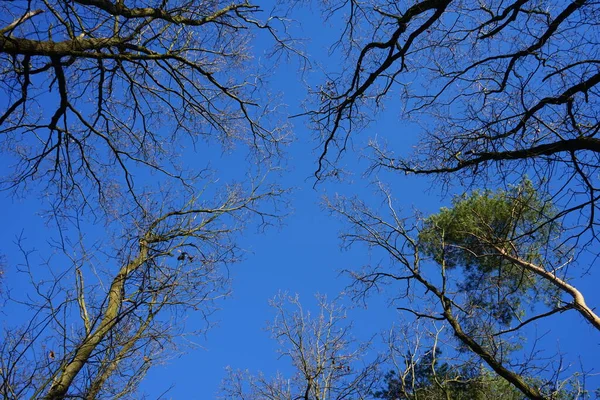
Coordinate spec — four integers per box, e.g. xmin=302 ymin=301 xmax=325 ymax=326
xmin=1 ymin=0 xmax=598 ymax=398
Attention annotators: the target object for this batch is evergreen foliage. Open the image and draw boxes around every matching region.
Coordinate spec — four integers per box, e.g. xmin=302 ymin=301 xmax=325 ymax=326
xmin=418 ymin=180 xmax=559 ymax=326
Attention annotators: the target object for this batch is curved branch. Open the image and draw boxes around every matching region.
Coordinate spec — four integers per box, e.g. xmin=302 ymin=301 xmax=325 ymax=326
xmin=398 ymin=136 xmax=600 ymax=174
xmin=495 ymin=246 xmax=600 ymax=331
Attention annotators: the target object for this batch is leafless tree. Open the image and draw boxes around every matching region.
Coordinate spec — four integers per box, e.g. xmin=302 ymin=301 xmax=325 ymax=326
xmin=0 ymin=0 xmax=292 ymax=214
xmin=0 ymin=179 xmax=284 ymax=399
xmin=309 ymin=0 xmax=600 ymax=252
xmin=220 ymin=293 xmax=382 ymax=400
xmin=0 ymin=2 xmax=295 ymax=397
xmin=375 ymin=321 xmax=533 ymax=400
xmin=327 ymin=182 xmax=595 ymax=400
xmin=220 ymin=294 xmax=555 ymax=400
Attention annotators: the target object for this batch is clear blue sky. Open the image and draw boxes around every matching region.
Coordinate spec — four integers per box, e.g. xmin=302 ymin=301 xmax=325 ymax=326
xmin=1 ymin=2 xmax=599 ymax=399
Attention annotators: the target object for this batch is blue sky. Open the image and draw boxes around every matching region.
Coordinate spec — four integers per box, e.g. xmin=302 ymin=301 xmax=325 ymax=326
xmin=1 ymin=2 xmax=600 ymax=399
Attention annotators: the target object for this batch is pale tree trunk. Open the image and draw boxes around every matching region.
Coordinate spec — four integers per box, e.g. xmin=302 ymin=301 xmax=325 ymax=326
xmin=43 ymin=241 xmax=149 ymax=400
xmin=494 ymin=246 xmax=600 ymax=331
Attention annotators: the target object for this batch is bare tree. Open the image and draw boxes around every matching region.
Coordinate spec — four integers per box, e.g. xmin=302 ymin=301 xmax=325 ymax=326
xmin=328 ymin=182 xmax=595 ymax=400
xmin=0 ymin=179 xmax=284 ymax=399
xmin=0 ymin=1 xmax=295 ymax=397
xmin=221 ymin=293 xmax=382 ymax=400
xmin=375 ymin=322 xmax=535 ymax=400
xmin=309 ymin=0 xmax=600 ymax=251
xmin=0 ymin=0 xmax=292 ymax=213
xmin=220 ymin=294 xmax=556 ymax=400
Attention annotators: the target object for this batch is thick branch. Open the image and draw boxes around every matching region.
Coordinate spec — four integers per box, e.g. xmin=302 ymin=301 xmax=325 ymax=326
xmin=0 ymin=9 xmax=44 ymax=34
xmin=73 ymin=0 xmax=256 ymax=26
xmin=399 ymin=136 xmax=600 ymax=174
xmin=441 ymin=304 xmax=546 ymax=400
xmin=412 ymin=269 xmax=546 ymax=399
xmin=0 ymin=36 xmax=125 ymax=57
xmin=495 ymin=247 xmax=600 ymax=331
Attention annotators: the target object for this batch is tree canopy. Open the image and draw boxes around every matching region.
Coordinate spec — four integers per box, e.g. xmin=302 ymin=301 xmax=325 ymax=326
xmin=1 ymin=0 xmax=289 ymax=214
xmin=1 ymin=0 xmax=599 ymax=398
